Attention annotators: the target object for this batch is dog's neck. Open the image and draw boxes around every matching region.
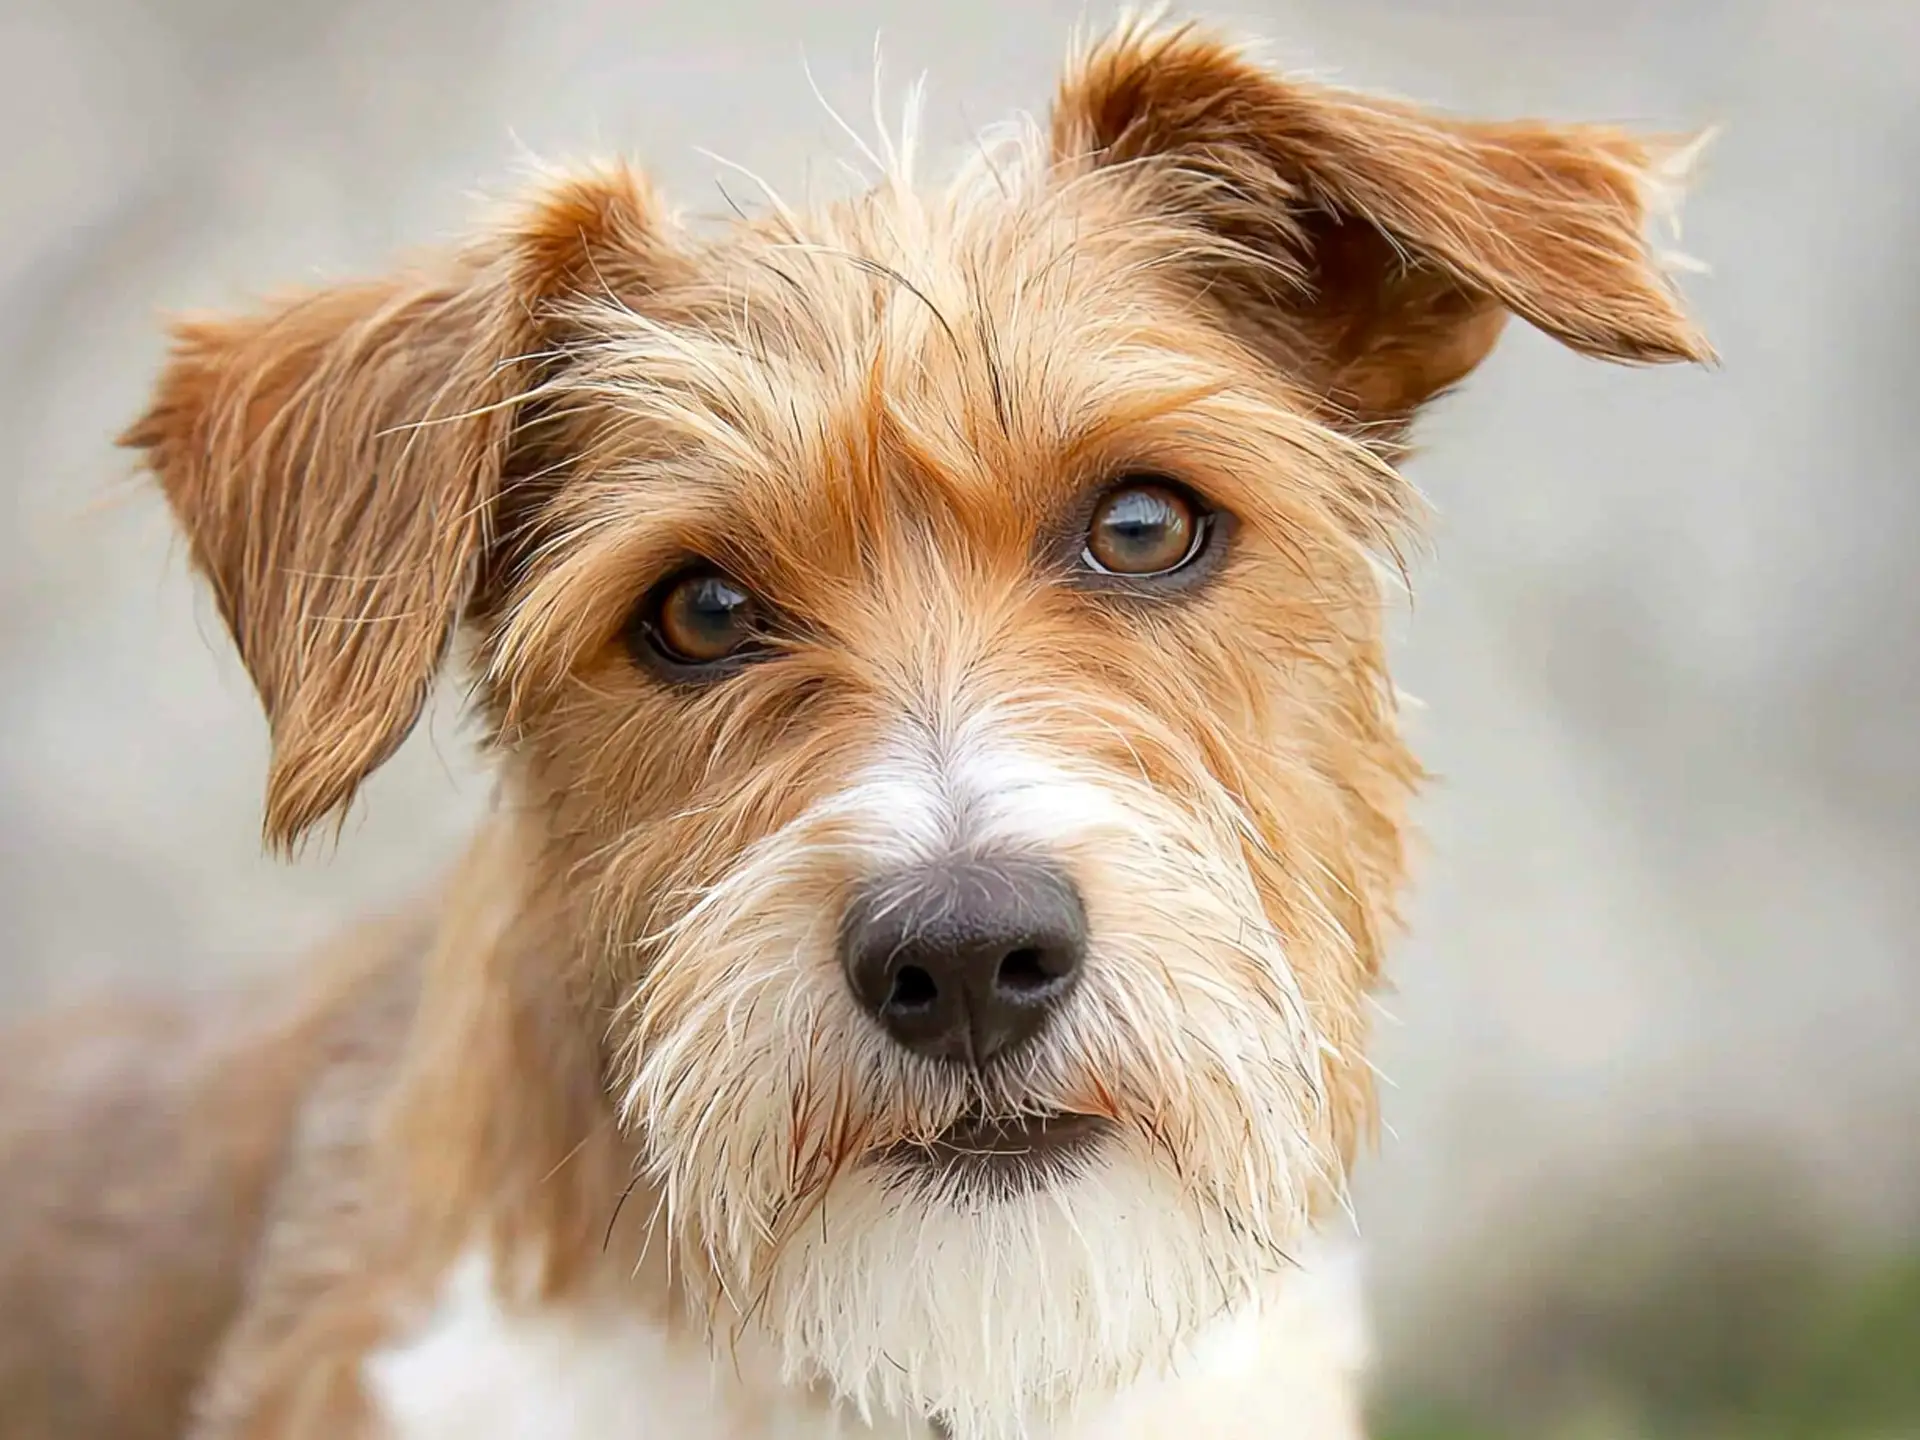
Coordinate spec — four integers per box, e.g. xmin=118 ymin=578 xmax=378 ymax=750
xmin=373 ymin=822 xmax=632 ymax=1293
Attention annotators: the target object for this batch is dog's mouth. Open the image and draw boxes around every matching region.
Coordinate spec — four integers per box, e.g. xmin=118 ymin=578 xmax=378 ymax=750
xmin=883 ymin=1109 xmax=1113 ymax=1194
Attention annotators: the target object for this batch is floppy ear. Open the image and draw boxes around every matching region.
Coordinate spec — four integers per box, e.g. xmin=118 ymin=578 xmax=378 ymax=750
xmin=122 ymin=165 xmax=673 ymax=852
xmin=1052 ymin=21 xmax=1713 ymax=431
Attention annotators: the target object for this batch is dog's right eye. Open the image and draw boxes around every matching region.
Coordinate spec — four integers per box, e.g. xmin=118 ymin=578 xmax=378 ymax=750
xmin=631 ymin=566 xmax=765 ymax=673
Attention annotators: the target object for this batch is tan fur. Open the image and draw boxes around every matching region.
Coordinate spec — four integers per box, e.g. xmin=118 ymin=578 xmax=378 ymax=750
xmin=0 ymin=917 xmax=422 ymax=1438
xmin=1 ymin=18 xmax=1707 ymax=1439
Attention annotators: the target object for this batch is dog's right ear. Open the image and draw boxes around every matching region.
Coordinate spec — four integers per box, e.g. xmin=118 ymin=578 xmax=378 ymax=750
xmin=122 ymin=165 xmax=676 ymax=853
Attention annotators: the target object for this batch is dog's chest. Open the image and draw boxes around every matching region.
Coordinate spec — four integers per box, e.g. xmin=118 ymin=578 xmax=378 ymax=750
xmin=363 ymin=1244 xmax=1368 ymax=1440
xmin=362 ymin=1253 xmax=871 ymax=1440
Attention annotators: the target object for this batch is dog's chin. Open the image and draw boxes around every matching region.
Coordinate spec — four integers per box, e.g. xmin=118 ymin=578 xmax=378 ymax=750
xmin=748 ymin=1135 xmax=1283 ymax=1440
xmin=881 ymin=1109 xmax=1114 ymax=1200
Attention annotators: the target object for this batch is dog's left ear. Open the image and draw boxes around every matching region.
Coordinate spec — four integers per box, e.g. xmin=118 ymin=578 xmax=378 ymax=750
xmin=122 ymin=166 xmax=676 ymax=852
xmin=1052 ymin=22 xmax=1713 ymax=429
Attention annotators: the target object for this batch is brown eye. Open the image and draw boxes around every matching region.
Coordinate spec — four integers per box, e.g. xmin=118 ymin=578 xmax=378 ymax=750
xmin=641 ymin=567 xmax=763 ymax=669
xmin=1084 ymin=479 xmax=1207 ymax=577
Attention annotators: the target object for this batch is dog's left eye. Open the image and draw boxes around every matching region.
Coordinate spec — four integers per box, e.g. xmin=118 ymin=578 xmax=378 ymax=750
xmin=633 ymin=566 xmax=765 ymax=672
xmin=1082 ymin=478 xmax=1211 ymax=577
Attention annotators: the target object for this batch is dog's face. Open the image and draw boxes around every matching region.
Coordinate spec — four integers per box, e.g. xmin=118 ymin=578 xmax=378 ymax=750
xmin=124 ymin=22 xmax=1706 ymax=1437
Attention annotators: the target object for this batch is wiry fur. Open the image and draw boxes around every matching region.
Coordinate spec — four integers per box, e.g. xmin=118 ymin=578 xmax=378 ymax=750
xmin=1 ymin=16 xmax=1708 ymax=1440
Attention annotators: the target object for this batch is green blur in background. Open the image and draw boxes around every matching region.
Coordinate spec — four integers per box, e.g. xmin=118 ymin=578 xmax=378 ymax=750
xmin=1377 ymin=1149 xmax=1920 ymax=1440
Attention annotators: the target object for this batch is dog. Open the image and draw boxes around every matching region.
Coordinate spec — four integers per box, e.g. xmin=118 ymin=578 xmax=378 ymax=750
xmin=0 ymin=16 xmax=1710 ymax=1440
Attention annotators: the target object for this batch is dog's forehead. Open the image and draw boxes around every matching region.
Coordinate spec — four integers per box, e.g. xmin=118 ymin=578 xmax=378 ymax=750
xmin=541 ymin=179 xmax=1280 ymax=589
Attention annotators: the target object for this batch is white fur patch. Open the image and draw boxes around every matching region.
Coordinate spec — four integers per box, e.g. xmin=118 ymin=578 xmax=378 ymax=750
xmin=1060 ymin=1231 xmax=1370 ymax=1440
xmin=362 ymin=1251 xmax=871 ymax=1439
xmin=832 ymin=714 xmax=1158 ymax=864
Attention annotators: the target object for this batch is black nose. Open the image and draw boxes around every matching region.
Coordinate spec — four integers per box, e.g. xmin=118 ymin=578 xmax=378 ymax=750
xmin=840 ymin=856 xmax=1087 ymax=1065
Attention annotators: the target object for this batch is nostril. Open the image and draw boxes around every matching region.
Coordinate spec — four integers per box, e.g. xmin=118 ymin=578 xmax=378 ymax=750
xmin=888 ymin=964 xmax=939 ymax=1012
xmin=996 ymin=946 xmax=1056 ymax=997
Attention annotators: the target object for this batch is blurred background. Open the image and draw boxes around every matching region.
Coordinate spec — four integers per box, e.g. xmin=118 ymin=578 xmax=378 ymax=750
xmin=3 ymin=0 xmax=1916 ymax=1435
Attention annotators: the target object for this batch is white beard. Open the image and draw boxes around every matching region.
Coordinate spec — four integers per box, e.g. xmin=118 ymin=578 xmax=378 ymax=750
xmin=748 ymin=1141 xmax=1301 ymax=1440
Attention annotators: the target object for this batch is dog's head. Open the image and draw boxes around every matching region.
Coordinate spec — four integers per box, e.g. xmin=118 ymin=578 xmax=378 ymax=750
xmin=124 ymin=21 xmax=1707 ymax=1436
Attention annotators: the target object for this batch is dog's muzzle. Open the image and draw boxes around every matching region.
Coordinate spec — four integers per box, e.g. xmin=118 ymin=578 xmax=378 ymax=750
xmin=840 ymin=854 xmax=1109 ymax=1190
